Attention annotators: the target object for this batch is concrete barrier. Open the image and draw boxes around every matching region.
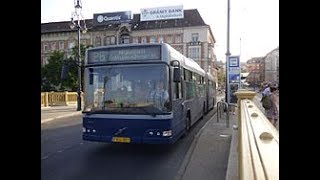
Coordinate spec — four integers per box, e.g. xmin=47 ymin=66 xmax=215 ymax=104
xmin=235 ymin=91 xmax=279 ymax=180
xmin=41 ymin=91 xmax=83 ymax=107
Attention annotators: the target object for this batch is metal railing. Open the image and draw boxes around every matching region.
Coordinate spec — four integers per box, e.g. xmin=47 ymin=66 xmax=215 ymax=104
xmin=235 ymin=91 xmax=279 ymax=180
xmin=216 ymin=100 xmax=229 ymax=128
xmin=41 ymin=91 xmax=83 ymax=107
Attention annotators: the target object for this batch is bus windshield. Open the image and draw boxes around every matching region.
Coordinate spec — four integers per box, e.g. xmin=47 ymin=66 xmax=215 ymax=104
xmin=84 ymin=64 xmax=170 ymax=114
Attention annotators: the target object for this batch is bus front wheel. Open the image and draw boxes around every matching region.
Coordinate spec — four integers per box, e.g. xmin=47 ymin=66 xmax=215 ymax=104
xmin=182 ymin=115 xmax=191 ymax=138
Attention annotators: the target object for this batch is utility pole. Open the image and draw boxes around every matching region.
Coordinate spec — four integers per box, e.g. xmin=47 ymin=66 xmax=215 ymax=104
xmin=225 ymin=0 xmax=231 ymax=104
xmin=70 ymin=0 xmax=87 ymax=111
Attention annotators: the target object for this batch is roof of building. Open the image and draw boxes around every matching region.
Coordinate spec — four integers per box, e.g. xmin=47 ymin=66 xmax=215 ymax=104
xmin=246 ymin=57 xmax=264 ymax=64
xmin=41 ymin=9 xmax=208 ymax=34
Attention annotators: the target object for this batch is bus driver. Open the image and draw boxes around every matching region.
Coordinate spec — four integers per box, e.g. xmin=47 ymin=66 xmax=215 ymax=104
xmin=149 ymin=81 xmax=169 ymax=110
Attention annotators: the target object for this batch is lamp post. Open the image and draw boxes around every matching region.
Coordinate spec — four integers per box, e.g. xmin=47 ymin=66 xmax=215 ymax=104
xmin=70 ymin=0 xmax=87 ymax=111
xmin=225 ymin=0 xmax=231 ymax=104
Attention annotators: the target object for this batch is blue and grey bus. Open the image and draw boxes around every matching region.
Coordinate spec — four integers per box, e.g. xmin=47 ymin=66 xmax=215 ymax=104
xmin=82 ymin=43 xmax=216 ymax=144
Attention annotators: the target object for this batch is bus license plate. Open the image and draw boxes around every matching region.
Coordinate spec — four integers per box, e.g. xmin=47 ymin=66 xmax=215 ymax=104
xmin=112 ymin=137 xmax=131 ymax=143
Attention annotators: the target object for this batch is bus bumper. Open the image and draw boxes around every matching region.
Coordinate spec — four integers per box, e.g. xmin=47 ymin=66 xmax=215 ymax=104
xmin=83 ymin=134 xmax=176 ymax=144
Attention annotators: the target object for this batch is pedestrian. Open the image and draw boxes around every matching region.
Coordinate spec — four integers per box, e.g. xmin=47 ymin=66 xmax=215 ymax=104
xmin=262 ymin=83 xmax=272 ymax=97
xmin=264 ymin=86 xmax=278 ymax=126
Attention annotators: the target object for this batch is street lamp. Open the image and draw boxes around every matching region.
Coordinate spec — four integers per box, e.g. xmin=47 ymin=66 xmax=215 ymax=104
xmin=70 ymin=0 xmax=87 ymax=111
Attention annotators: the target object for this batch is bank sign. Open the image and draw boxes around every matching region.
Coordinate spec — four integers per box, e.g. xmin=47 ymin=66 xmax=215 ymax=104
xmin=140 ymin=5 xmax=184 ymax=21
xmin=93 ymin=11 xmax=131 ymax=26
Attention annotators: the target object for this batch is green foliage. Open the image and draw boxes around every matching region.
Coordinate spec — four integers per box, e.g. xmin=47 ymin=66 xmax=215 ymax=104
xmin=217 ymin=70 xmax=226 ymax=87
xmin=41 ymin=51 xmax=65 ymax=91
xmin=41 ymin=44 xmax=92 ymax=92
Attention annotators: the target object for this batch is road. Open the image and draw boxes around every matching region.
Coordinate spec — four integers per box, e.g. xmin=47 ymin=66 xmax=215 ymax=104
xmin=41 ymin=108 xmax=231 ymax=180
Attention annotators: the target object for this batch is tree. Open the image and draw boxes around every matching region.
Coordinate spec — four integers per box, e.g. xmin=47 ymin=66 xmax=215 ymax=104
xmin=70 ymin=44 xmax=93 ymax=91
xmin=217 ymin=69 xmax=226 ymax=88
xmin=41 ymin=51 xmax=66 ymax=91
xmin=41 ymin=44 xmax=93 ymax=92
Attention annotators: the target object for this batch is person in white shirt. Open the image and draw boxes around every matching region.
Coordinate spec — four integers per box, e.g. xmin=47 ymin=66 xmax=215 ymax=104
xmin=149 ymin=81 xmax=169 ymax=110
xmin=262 ymin=83 xmax=272 ymax=97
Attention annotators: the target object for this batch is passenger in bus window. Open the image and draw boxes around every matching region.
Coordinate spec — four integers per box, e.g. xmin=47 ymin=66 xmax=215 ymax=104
xmin=132 ymin=85 xmax=147 ymax=103
xmin=112 ymin=86 xmax=131 ymax=107
xmin=149 ymin=81 xmax=169 ymax=110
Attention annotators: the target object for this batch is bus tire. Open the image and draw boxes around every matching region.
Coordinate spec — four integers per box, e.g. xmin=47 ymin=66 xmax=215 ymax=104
xmin=203 ymin=102 xmax=206 ymax=117
xmin=182 ymin=114 xmax=191 ymax=138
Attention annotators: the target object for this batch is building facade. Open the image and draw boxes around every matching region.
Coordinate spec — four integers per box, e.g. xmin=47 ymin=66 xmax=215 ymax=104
xmin=264 ymin=47 xmax=279 ymax=84
xmin=245 ymin=57 xmax=264 ymax=86
xmin=41 ymin=9 xmax=218 ymax=81
xmin=244 ymin=47 xmax=279 ymax=86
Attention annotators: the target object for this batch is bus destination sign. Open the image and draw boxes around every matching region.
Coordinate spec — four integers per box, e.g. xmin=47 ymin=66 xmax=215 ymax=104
xmin=88 ymin=46 xmax=161 ymax=63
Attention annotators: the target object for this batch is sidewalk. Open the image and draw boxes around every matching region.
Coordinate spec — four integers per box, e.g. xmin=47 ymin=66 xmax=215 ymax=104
xmin=41 ymin=105 xmax=82 ymax=124
xmin=176 ymin=95 xmax=239 ymax=180
xmin=176 ymin=92 xmax=279 ymax=180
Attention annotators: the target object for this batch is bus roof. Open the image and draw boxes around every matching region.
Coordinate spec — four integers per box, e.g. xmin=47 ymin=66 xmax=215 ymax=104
xmin=162 ymin=43 xmax=205 ymax=76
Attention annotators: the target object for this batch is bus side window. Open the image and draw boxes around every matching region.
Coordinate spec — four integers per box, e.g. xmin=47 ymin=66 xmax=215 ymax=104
xmin=174 ymin=81 xmax=182 ymax=100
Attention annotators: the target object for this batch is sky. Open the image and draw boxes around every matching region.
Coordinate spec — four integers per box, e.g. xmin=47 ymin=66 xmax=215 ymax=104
xmin=41 ymin=0 xmax=279 ymax=62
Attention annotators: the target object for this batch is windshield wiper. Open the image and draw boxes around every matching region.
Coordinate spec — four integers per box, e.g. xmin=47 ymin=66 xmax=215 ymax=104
xmin=84 ymin=110 xmax=110 ymax=115
xmin=139 ymin=106 xmax=158 ymax=117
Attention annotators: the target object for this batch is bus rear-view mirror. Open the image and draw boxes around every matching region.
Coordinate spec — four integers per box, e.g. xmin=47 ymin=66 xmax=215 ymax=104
xmin=173 ymin=67 xmax=181 ymax=82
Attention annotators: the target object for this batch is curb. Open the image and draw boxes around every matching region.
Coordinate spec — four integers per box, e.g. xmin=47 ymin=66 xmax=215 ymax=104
xmin=225 ymin=126 xmax=239 ymax=180
xmin=174 ymin=110 xmax=217 ymax=180
xmin=41 ymin=111 xmax=82 ymax=124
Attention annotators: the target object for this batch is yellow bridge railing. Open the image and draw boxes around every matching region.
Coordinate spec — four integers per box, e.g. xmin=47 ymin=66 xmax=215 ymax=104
xmin=235 ymin=91 xmax=279 ymax=180
xmin=41 ymin=92 xmax=83 ymax=107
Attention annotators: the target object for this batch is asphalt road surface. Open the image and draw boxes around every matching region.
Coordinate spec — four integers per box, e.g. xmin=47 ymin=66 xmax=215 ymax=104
xmin=41 ymin=108 xmax=227 ymax=180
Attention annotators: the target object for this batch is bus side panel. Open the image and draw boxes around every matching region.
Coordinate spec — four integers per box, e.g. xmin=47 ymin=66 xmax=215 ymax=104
xmin=192 ymin=96 xmax=205 ymax=125
xmin=207 ymin=91 xmax=214 ymax=110
xmin=171 ymin=99 xmax=186 ymax=139
xmin=183 ymin=99 xmax=196 ymax=126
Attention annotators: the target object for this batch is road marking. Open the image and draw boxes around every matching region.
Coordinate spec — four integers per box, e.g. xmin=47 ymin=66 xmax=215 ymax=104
xmin=41 ymin=155 xmax=49 ymax=160
xmin=220 ymin=134 xmax=231 ymax=138
xmin=41 ymin=112 xmax=82 ymax=124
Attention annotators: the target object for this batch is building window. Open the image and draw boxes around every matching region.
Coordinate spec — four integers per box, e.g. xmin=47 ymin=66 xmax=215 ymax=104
xmin=59 ymin=41 xmax=65 ymax=50
xmin=175 ymin=34 xmax=182 ymax=43
xmin=133 ymin=37 xmax=139 ymax=44
xmin=111 ymin=36 xmax=116 ymax=44
xmin=150 ymin=36 xmax=155 ymax=43
xmin=43 ymin=42 xmax=49 ymax=52
xmin=104 ymin=36 xmax=111 ymax=45
xmin=189 ymin=47 xmax=200 ymax=59
xmin=95 ymin=37 xmax=101 ymax=46
xmin=192 ymin=33 xmax=199 ymax=42
xmin=166 ymin=35 xmax=173 ymax=43
xmin=68 ymin=41 xmax=75 ymax=49
xmin=121 ymin=35 xmax=130 ymax=44
xmin=51 ymin=42 xmax=56 ymax=51
xmin=158 ymin=36 xmax=164 ymax=43
xmin=141 ymin=37 xmax=147 ymax=43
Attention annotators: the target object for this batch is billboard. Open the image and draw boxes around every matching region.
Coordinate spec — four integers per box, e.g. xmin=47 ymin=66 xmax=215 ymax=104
xmin=140 ymin=5 xmax=184 ymax=21
xmin=93 ymin=11 xmax=131 ymax=26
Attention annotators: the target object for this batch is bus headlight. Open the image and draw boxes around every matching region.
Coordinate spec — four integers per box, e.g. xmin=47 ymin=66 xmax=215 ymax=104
xmin=82 ymin=127 xmax=86 ymax=132
xmin=162 ymin=130 xmax=172 ymax=137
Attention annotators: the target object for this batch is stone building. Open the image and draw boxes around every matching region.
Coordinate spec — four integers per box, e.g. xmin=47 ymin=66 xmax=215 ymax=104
xmin=264 ymin=47 xmax=279 ymax=84
xmin=41 ymin=9 xmax=218 ymax=82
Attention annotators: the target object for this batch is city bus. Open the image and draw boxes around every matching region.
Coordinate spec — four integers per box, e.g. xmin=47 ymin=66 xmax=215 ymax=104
xmin=82 ymin=43 xmax=217 ymax=144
